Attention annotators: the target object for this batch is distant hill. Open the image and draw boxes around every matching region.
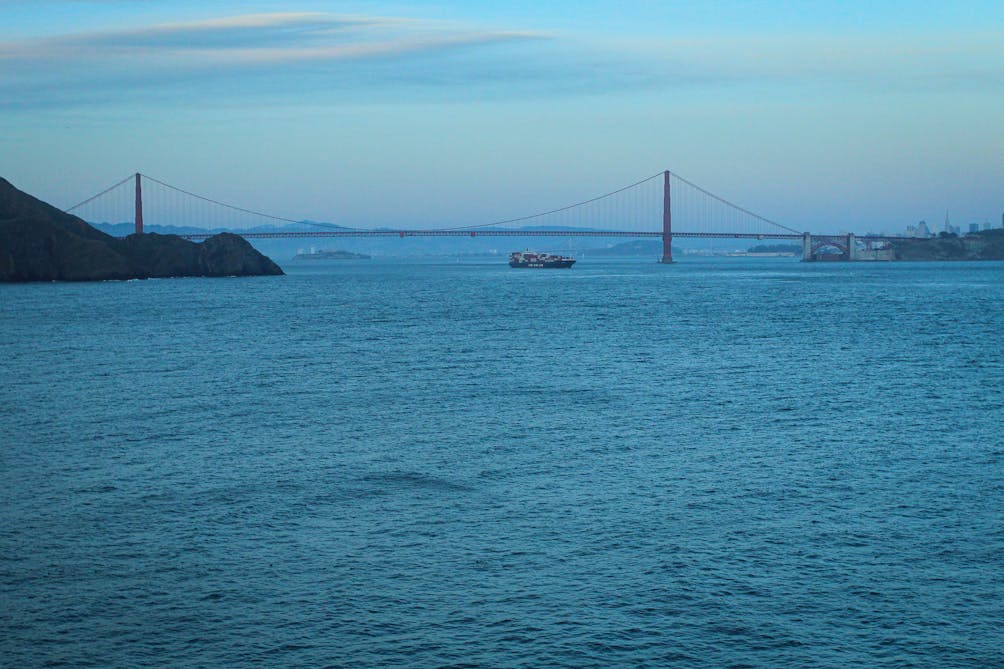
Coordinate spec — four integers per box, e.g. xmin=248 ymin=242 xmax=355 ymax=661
xmin=584 ymin=239 xmax=681 ymax=256
xmin=90 ymin=220 xmax=354 ymax=238
xmin=747 ymin=243 xmax=801 ymax=255
xmin=890 ymin=230 xmax=1004 ymax=261
xmin=0 ymin=178 xmax=283 ymax=282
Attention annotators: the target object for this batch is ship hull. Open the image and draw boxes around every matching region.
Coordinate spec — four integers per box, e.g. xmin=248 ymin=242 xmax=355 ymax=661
xmin=509 ymin=260 xmax=576 ymax=268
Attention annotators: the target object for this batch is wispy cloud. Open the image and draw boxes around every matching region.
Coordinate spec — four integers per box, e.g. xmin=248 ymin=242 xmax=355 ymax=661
xmin=0 ymin=12 xmax=547 ymax=108
xmin=2 ymin=12 xmax=528 ymax=60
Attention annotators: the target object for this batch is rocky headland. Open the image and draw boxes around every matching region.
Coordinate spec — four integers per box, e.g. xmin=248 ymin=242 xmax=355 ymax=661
xmin=0 ymin=177 xmax=283 ymax=282
xmin=890 ymin=229 xmax=1004 ymax=261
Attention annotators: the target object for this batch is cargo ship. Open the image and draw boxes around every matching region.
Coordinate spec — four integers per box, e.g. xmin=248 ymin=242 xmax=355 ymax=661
xmin=508 ymin=250 xmax=576 ymax=268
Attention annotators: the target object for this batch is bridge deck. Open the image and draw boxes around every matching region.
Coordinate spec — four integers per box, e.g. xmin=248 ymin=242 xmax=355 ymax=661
xmin=176 ymin=230 xmax=898 ymax=242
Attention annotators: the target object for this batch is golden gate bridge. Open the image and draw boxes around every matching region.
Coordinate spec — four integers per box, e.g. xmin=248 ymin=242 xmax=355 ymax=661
xmin=65 ymin=171 xmax=892 ymax=262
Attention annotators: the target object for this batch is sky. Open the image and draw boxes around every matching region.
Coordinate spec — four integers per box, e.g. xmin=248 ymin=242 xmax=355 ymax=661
xmin=2 ymin=0 xmax=1003 ymax=233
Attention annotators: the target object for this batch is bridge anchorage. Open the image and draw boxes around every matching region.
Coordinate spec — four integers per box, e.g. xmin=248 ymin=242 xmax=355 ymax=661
xmin=65 ymin=170 xmax=898 ymax=262
xmin=801 ymin=233 xmax=894 ymax=262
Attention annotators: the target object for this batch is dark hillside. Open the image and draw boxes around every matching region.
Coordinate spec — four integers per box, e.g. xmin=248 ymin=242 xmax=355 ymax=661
xmin=0 ymin=178 xmax=283 ymax=282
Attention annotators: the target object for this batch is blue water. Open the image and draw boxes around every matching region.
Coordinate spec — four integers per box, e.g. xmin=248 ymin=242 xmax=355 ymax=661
xmin=2 ymin=257 xmax=1002 ymax=668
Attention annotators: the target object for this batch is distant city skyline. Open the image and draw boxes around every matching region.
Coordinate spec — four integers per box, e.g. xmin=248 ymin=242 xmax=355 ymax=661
xmin=2 ymin=0 xmax=1002 ymax=233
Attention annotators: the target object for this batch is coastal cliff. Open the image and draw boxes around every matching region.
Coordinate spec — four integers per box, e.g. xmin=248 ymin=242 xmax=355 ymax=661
xmin=0 ymin=177 xmax=283 ymax=282
xmin=890 ymin=230 xmax=1004 ymax=261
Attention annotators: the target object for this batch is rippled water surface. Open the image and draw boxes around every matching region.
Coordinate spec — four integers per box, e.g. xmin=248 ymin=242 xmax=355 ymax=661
xmin=2 ymin=258 xmax=1003 ymax=667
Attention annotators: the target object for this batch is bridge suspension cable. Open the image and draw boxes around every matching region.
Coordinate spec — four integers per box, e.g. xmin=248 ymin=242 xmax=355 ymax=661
xmin=65 ymin=174 xmax=134 ymax=213
xmin=432 ymin=172 xmax=666 ymax=231
xmin=139 ymin=174 xmax=302 ymax=225
xmin=667 ymin=170 xmax=801 ymax=235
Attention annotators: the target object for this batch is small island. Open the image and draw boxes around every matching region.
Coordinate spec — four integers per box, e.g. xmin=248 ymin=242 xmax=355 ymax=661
xmin=293 ymin=248 xmax=371 ymax=260
xmin=0 ymin=177 xmax=283 ymax=282
xmin=728 ymin=244 xmax=800 ymax=257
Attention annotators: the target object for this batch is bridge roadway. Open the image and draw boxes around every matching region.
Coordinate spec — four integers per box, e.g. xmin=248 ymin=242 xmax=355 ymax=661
xmin=178 ymin=230 xmax=903 ymax=243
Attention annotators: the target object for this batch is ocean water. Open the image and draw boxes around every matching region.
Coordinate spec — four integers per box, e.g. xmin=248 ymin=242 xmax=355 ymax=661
xmin=2 ymin=257 xmax=1002 ymax=668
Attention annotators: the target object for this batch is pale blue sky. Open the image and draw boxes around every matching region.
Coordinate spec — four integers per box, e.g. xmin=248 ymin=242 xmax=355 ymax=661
xmin=2 ymin=0 xmax=1002 ymax=232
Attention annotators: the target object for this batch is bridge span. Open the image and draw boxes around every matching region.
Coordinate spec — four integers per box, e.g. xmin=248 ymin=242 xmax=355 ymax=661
xmin=65 ymin=171 xmax=895 ymax=262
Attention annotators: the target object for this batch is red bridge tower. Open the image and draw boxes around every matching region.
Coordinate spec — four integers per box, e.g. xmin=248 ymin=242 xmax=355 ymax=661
xmin=660 ymin=170 xmax=673 ymax=263
xmin=134 ymin=173 xmax=144 ymax=235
